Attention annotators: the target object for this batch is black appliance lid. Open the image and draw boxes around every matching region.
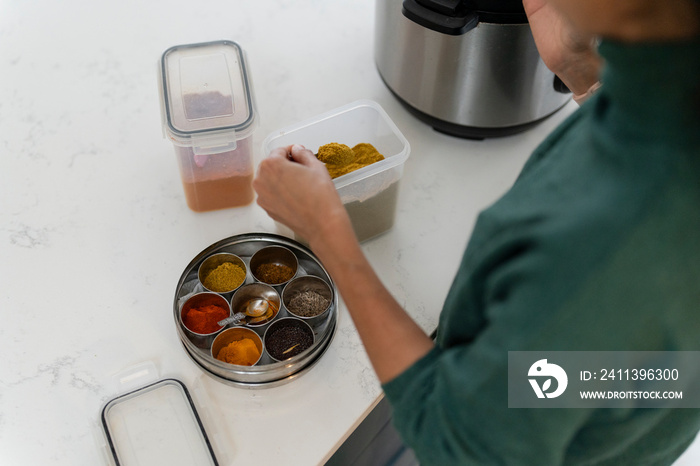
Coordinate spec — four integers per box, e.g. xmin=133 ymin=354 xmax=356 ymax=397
xmin=470 ymin=0 xmax=525 ymax=17
xmin=403 ymin=0 xmax=527 ymax=35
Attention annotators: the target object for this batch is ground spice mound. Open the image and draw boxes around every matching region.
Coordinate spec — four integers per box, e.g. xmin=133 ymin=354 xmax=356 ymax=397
xmin=183 ymin=304 xmax=228 ymax=334
xmin=255 ymin=263 xmax=294 ymax=284
xmin=317 ymin=142 xmax=354 ymax=165
xmin=287 ymin=290 xmax=330 ymax=317
xmin=352 ymin=143 xmax=383 ymax=164
xmin=203 ymin=262 xmax=245 ymax=292
xmin=216 ymin=338 xmax=260 ymax=365
xmin=316 ymin=142 xmax=384 ymax=179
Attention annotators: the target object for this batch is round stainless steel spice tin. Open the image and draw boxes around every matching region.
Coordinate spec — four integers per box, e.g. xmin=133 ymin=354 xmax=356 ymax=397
xmin=173 ymin=233 xmax=338 ymax=388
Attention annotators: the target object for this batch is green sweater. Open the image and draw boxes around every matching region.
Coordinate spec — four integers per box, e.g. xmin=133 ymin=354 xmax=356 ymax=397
xmin=383 ymin=39 xmax=700 ymax=465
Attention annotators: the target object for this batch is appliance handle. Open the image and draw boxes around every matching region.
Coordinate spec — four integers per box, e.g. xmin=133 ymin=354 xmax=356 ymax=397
xmin=402 ymin=0 xmax=478 ymax=35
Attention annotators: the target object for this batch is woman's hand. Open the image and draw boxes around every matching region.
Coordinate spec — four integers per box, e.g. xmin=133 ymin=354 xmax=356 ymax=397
xmin=523 ymin=0 xmax=602 ymax=98
xmin=253 ymin=144 xmax=354 ymax=249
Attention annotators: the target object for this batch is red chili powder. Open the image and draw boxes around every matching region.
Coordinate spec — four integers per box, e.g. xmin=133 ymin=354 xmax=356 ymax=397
xmin=183 ymin=304 xmax=229 ymax=334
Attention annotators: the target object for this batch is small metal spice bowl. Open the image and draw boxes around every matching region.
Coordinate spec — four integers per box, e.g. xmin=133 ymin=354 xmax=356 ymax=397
xmin=263 ymin=317 xmax=315 ymax=362
xmin=211 ymin=327 xmax=264 ymax=367
xmin=198 ymin=252 xmax=247 ymax=295
xmin=250 ymin=246 xmax=298 ymax=286
xmin=180 ymin=292 xmax=231 ymax=348
xmin=230 ymin=283 xmax=281 ymax=329
xmin=282 ymin=275 xmax=333 ymax=325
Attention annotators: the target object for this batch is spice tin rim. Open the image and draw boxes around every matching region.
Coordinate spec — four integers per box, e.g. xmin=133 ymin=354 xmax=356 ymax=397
xmin=180 ymin=323 xmax=335 ymax=389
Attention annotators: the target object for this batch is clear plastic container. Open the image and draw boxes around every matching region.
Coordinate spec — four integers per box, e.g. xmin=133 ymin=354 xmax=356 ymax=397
xmin=262 ymin=100 xmax=410 ymax=242
xmin=159 ymin=40 xmax=257 ymax=212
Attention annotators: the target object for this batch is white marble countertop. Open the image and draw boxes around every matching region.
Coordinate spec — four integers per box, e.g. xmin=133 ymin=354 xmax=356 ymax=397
xmin=3 ymin=0 xmax=698 ymax=465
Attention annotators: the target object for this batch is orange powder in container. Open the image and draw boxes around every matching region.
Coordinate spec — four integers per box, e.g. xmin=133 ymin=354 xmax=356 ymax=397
xmin=216 ymin=338 xmax=261 ymax=366
xmin=183 ymin=304 xmax=229 ymax=334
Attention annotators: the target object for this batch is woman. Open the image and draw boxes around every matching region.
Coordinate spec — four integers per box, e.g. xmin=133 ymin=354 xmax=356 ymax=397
xmin=254 ymin=0 xmax=700 ymax=463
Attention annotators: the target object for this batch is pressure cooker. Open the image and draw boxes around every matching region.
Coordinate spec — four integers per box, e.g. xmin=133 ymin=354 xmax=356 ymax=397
xmin=375 ymin=0 xmax=571 ymax=139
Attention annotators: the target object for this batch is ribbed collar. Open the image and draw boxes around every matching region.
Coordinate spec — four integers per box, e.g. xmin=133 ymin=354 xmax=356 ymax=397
xmin=596 ymin=38 xmax=700 ymax=142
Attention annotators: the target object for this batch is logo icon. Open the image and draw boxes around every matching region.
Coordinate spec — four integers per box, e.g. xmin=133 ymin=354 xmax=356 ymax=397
xmin=528 ymin=359 xmax=568 ymax=398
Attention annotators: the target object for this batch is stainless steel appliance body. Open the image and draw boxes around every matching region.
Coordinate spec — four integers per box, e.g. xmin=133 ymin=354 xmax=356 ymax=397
xmin=375 ymin=0 xmax=571 ymax=138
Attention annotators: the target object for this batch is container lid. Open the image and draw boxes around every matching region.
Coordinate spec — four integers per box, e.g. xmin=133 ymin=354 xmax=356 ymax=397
xmin=101 ymin=378 xmax=218 ymax=465
xmin=160 ymin=40 xmax=255 ymax=148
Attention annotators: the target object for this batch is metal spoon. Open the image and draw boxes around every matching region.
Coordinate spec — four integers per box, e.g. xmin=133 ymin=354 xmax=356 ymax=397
xmin=217 ymin=299 xmax=271 ymax=327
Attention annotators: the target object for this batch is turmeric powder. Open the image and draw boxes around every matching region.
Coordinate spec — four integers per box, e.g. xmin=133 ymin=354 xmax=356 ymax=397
xmin=316 ymin=142 xmax=384 ymax=179
xmin=317 ymin=142 xmax=354 ymax=165
xmin=216 ymin=337 xmax=261 ymax=365
xmin=352 ymin=143 xmax=384 ymax=165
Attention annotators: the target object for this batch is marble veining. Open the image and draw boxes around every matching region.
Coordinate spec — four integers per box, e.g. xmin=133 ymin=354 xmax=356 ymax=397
xmin=3 ymin=0 xmax=699 ymax=465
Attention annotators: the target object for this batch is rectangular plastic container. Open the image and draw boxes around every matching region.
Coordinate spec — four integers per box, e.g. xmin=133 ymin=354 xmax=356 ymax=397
xmin=262 ymin=100 xmax=410 ymax=242
xmin=159 ymin=40 xmax=257 ymax=212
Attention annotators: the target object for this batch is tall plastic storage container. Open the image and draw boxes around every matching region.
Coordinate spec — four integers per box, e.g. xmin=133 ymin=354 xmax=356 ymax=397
xmin=159 ymin=40 xmax=257 ymax=212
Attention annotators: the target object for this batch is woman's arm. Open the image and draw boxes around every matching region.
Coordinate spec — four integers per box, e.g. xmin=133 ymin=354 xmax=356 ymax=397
xmin=253 ymin=144 xmax=434 ymax=383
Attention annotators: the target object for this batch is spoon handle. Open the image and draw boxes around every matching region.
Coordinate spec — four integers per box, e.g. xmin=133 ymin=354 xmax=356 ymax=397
xmin=217 ymin=312 xmax=246 ymax=327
